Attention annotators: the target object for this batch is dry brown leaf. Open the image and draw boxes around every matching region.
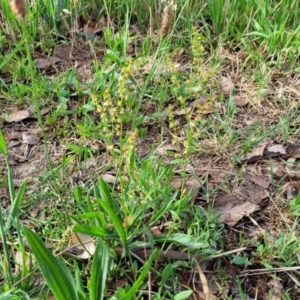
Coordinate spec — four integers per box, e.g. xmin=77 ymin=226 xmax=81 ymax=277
xmin=83 ymin=21 xmax=97 ymax=34
xmin=265 ymin=279 xmax=283 ymax=300
xmin=213 ymin=195 xmax=259 ymax=226
xmin=54 ymin=45 xmax=72 ymax=59
xmin=27 ymin=105 xmax=50 ymax=116
xmin=194 ymin=259 xmax=212 ymax=300
xmin=221 ymin=76 xmax=234 ymax=95
xmin=101 ymin=173 xmax=118 ymax=184
xmin=210 ymin=170 xmax=229 ymax=183
xmin=188 ymin=95 xmax=208 ymax=108
xmin=175 ymin=163 xmax=195 ymax=174
xmin=234 ymin=95 xmax=248 ymax=107
xmin=149 ymin=226 xmax=163 ymax=236
xmin=29 ymin=202 xmax=41 ymax=218
xmin=36 ymin=57 xmax=61 ymax=70
xmin=69 ymin=232 xmax=95 ymax=259
xmin=22 ymin=133 xmax=40 ymax=145
xmin=156 ymin=143 xmax=178 ymax=155
xmin=267 ymin=144 xmax=286 ymax=154
xmin=235 ymin=183 xmax=267 ymax=204
xmin=170 ymin=176 xmax=201 ymax=195
xmin=5 ymin=110 xmax=30 ymax=123
xmin=13 ymin=178 xmax=29 ymax=187
xmin=242 ymin=173 xmax=270 ymax=189
xmin=240 ymin=140 xmax=269 ymax=161
xmin=15 ymin=251 xmax=31 ymax=274
xmin=173 ymin=107 xmax=192 ymax=116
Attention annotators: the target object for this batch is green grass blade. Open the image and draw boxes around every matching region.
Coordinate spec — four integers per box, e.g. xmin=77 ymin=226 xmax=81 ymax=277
xmin=4 ymin=180 xmax=27 ymax=232
xmin=23 ymin=227 xmax=78 ymax=300
xmin=0 ymin=130 xmax=7 ymax=155
xmin=90 ymin=239 xmax=110 ymax=300
xmin=122 ymin=249 xmax=157 ymax=300
xmin=74 ymin=224 xmax=118 ymax=238
xmin=74 ymin=262 xmax=86 ymax=300
xmin=97 ymin=200 xmax=128 ymax=253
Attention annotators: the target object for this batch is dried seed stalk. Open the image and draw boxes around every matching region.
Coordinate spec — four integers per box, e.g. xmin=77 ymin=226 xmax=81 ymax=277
xmin=160 ymin=1 xmax=176 ymax=38
xmin=10 ymin=0 xmax=27 ymax=19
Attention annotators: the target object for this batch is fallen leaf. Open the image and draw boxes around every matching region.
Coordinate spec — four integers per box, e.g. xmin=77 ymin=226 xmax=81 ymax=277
xmin=213 ymin=195 xmax=259 ymax=226
xmin=22 ymin=133 xmax=40 ymax=145
xmin=27 ymin=105 xmax=50 ymax=116
xmin=194 ymin=259 xmax=212 ymax=300
xmin=188 ymin=95 xmax=208 ymax=108
xmin=234 ymin=95 xmax=248 ymax=107
xmin=242 ymin=173 xmax=270 ymax=189
xmin=210 ymin=170 xmax=230 ymax=183
xmin=266 ymin=279 xmax=283 ymax=300
xmin=13 ymin=178 xmax=29 ymax=187
xmin=221 ymin=76 xmax=234 ymax=95
xmin=240 ymin=140 xmax=269 ymax=162
xmin=68 ymin=232 xmax=95 ymax=259
xmin=36 ymin=57 xmax=61 ymax=70
xmin=175 ymin=163 xmax=195 ymax=174
xmin=235 ymin=183 xmax=268 ymax=204
xmin=4 ymin=110 xmax=30 ymax=123
xmin=173 ymin=107 xmax=192 ymax=116
xmin=15 ymin=251 xmax=31 ymax=274
xmin=149 ymin=226 xmax=163 ymax=236
xmin=8 ymin=139 xmax=22 ymax=148
xmin=54 ymin=44 xmax=72 ymax=59
xmin=101 ymin=173 xmax=118 ymax=184
xmin=189 ymin=95 xmax=215 ymax=114
xmin=29 ymin=202 xmax=41 ymax=217
xmin=170 ymin=176 xmax=201 ymax=195
xmin=267 ymin=144 xmax=286 ymax=154
xmin=156 ymin=143 xmax=178 ymax=155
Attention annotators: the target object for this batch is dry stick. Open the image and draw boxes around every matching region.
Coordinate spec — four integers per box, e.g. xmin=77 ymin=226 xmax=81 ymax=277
xmin=194 ymin=258 xmax=211 ymax=300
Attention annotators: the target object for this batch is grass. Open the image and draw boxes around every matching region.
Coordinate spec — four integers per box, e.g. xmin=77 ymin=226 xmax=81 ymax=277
xmin=1 ymin=0 xmax=300 ymax=299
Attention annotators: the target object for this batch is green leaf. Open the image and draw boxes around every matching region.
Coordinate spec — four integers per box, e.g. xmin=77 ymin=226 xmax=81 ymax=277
xmin=74 ymin=224 xmax=118 ymax=238
xmin=98 ymin=178 xmax=116 ymax=210
xmin=122 ymin=249 xmax=157 ymax=300
xmin=74 ymin=263 xmax=86 ymax=300
xmin=232 ymin=255 xmax=252 ymax=266
xmin=154 ymin=233 xmax=208 ymax=250
xmin=23 ymin=227 xmax=78 ymax=300
xmin=97 ymin=200 xmax=128 ymax=253
xmin=90 ymin=240 xmax=110 ymax=300
xmin=0 ymin=130 xmax=7 ymax=155
xmin=4 ymin=180 xmax=27 ymax=232
xmin=148 ymin=191 xmax=177 ymax=226
xmin=174 ymin=290 xmax=193 ymax=300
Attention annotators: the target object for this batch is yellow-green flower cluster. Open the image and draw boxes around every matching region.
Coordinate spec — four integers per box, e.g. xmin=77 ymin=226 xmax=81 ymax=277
xmin=191 ymin=27 xmax=205 ymax=74
xmin=118 ymin=59 xmax=133 ymax=106
xmin=166 ymin=55 xmax=181 ymax=95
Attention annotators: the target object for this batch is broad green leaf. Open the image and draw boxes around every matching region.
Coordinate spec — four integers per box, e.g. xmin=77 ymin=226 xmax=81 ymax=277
xmin=90 ymin=240 xmax=110 ymax=300
xmin=174 ymin=290 xmax=193 ymax=300
xmin=97 ymin=200 xmax=128 ymax=252
xmin=0 ymin=130 xmax=7 ymax=155
xmin=23 ymin=227 xmax=78 ymax=300
xmin=74 ymin=224 xmax=118 ymax=238
xmin=98 ymin=178 xmax=115 ymax=209
xmin=154 ymin=233 xmax=208 ymax=250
